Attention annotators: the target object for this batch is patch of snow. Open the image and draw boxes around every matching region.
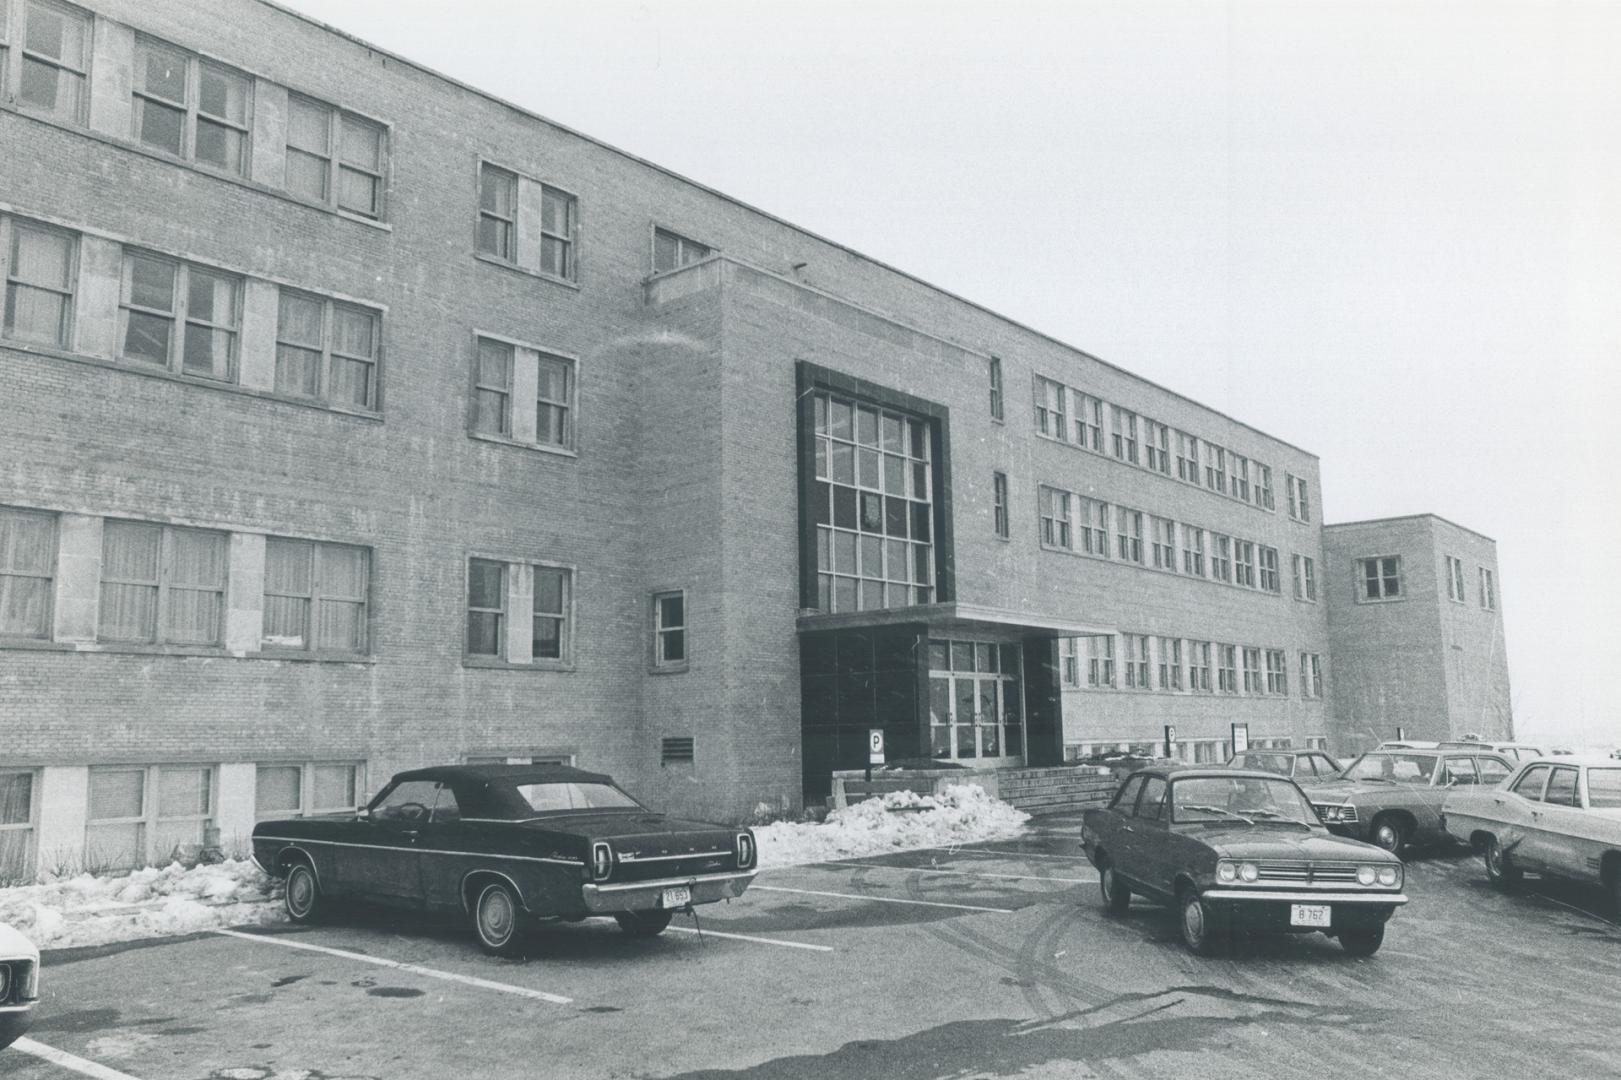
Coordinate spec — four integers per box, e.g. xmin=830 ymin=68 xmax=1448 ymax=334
xmin=755 ymin=782 xmax=1028 ymax=868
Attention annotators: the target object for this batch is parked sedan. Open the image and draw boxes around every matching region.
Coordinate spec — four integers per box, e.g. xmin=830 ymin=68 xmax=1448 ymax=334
xmin=0 ymin=922 xmax=39 ymax=1051
xmin=1443 ymin=756 xmax=1621 ymax=913
xmin=1081 ymin=766 xmax=1408 ymax=956
xmin=1224 ymin=749 xmax=1342 ymax=785
xmin=252 ymin=764 xmax=758 ymax=956
xmin=1308 ymin=749 xmax=1513 ymax=854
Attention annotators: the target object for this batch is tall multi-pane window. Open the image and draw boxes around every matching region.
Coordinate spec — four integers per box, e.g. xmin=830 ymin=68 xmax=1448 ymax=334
xmin=0 ymin=769 xmax=36 ymax=881
xmin=472 ymin=338 xmax=513 ymax=436
xmin=477 ymin=164 xmax=518 ymax=261
xmin=992 ymin=472 xmax=1009 ymax=539
xmin=1255 ymin=464 xmax=1275 ymax=510
xmin=1231 ymin=454 xmax=1250 ymax=501
xmin=275 ymin=291 xmax=380 ymax=410
xmin=536 ymin=354 xmax=573 ymax=448
xmin=255 ymin=762 xmax=360 ymax=820
xmin=1182 ymin=526 xmax=1204 ymax=576
xmin=1175 ymin=431 xmax=1200 ymax=483
xmin=653 ymin=227 xmax=711 ymax=274
xmin=1234 ymin=540 xmax=1256 ymax=587
xmin=1190 ymin=641 xmax=1212 ymax=691
xmin=1157 ymin=637 xmax=1183 ymax=690
xmin=1034 ymin=376 xmax=1066 ymax=440
xmin=1086 ymin=634 xmax=1115 ymax=688
xmin=1059 ymin=636 xmax=1080 ymax=688
xmin=1357 ymin=556 xmax=1402 ymax=601
xmin=1265 ymin=649 xmax=1288 ymax=694
xmin=1150 ymin=517 xmax=1176 ymax=571
xmin=1204 ymin=443 xmax=1227 ymax=494
xmin=98 ymin=521 xmax=227 ymax=646
xmin=1144 ymin=420 xmax=1171 ymax=474
xmin=131 ymin=37 xmax=252 ymax=175
xmin=653 ymin=590 xmax=686 ymax=667
xmin=1124 ymin=634 xmax=1150 ymax=689
xmin=1073 ymin=391 xmax=1103 ymax=451
xmin=812 ymin=393 xmax=934 ymax=612
xmin=1078 ymin=497 xmax=1108 ymax=557
xmin=0 ymin=507 xmax=55 ymax=639
xmin=987 ymin=357 xmax=1003 ymax=421
xmin=1258 ymin=545 xmax=1280 ymax=593
xmin=1445 ymin=555 xmax=1466 ymax=602
xmin=1039 ymin=486 xmax=1071 ymax=550
xmin=261 ymin=538 xmax=369 ymax=654
xmin=539 ymin=185 xmax=577 ymax=281
xmin=531 ymin=566 xmax=569 ymax=660
xmin=1287 ymin=474 xmax=1312 ymax=522
xmin=87 ymin=764 xmax=213 ymax=871
xmin=1300 ymin=652 xmax=1323 ymax=699
xmin=1115 ymin=508 xmax=1143 ymax=564
xmin=286 ymin=96 xmax=386 ymax=218
xmin=1480 ymin=567 xmax=1496 ymax=610
xmin=3 ymin=218 xmax=77 ymax=348
xmin=119 ymin=252 xmax=241 ymax=381
xmin=465 ymin=559 xmax=505 ymax=656
xmin=1110 ymin=406 xmax=1139 ymax=464
xmin=1242 ymin=647 xmax=1263 ymax=693
xmin=15 ymin=0 xmax=89 ymax=123
xmin=1210 ymin=533 xmax=1232 ymax=583
xmin=1218 ymin=644 xmax=1238 ymax=693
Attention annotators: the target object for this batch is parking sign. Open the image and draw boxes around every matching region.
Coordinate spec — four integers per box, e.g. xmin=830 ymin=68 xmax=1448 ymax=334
xmin=868 ymin=728 xmax=885 ymax=765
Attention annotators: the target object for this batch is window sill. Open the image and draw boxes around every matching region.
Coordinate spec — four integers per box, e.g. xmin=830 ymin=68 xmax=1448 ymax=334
xmin=650 ymin=663 xmax=690 ymax=675
xmin=0 ymin=639 xmax=379 ymax=662
xmin=1035 ymin=430 xmax=1278 ymax=515
xmin=462 ymin=656 xmax=576 ymax=672
xmin=1354 ymin=596 xmax=1406 ymax=605
xmin=473 ymin=252 xmax=581 ymax=291
xmin=0 ymin=101 xmax=393 ymax=232
xmin=254 ymin=649 xmax=377 ymax=664
xmin=468 ymin=431 xmax=578 ymax=459
xmin=1 ymin=341 xmax=385 ymax=422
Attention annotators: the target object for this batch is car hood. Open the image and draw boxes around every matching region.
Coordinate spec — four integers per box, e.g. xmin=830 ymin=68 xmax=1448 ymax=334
xmin=1192 ymin=826 xmax=1396 ymax=862
xmin=0 ymin=921 xmax=39 ymax=961
xmin=1307 ymin=779 xmax=1420 ymax=800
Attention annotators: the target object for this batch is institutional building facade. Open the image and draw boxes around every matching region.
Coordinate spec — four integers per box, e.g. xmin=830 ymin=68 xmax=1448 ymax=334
xmin=0 ymin=0 xmax=1511 ymax=879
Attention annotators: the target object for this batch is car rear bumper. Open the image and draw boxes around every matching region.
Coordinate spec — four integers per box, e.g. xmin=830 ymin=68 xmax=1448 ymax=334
xmin=581 ymin=870 xmax=757 ymax=913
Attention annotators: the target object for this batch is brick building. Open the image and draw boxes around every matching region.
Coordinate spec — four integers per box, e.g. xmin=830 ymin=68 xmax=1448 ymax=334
xmin=0 ymin=0 xmax=1511 ymax=879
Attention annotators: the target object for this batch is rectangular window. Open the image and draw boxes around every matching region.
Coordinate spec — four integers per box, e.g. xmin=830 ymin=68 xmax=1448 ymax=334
xmin=286 ymin=96 xmax=386 ymax=217
xmin=1175 ymin=431 xmax=1200 ymax=483
xmin=1265 ymin=648 xmax=1287 ymax=694
xmin=1157 ymin=636 xmax=1183 ymax=690
xmin=1150 ymin=517 xmax=1176 ymax=571
xmin=87 ymin=764 xmax=214 ymax=872
xmin=1181 ymin=525 xmax=1204 ymax=577
xmin=531 ymin=565 xmax=570 ymax=661
xmin=16 ymin=0 xmax=88 ymax=123
xmin=1124 ymin=634 xmax=1150 ymax=689
xmin=653 ymin=589 xmax=686 ymax=667
xmin=653 ymin=227 xmax=711 ymax=274
xmin=1242 ymin=646 xmax=1263 ymax=693
xmin=539 ymin=184 xmax=577 ymax=281
xmin=1086 ymin=634 xmax=1115 ymax=688
xmin=131 ymin=37 xmax=252 ymax=175
xmin=535 ymin=353 xmax=574 ymax=449
xmin=1255 ymin=464 xmax=1275 ymax=510
xmin=1357 ymin=556 xmax=1403 ymax=601
xmin=1059 ymin=636 xmax=1080 ymax=688
xmin=1204 ymin=443 xmax=1227 ymax=494
xmin=1287 ymin=474 xmax=1312 ymax=522
xmin=472 ymin=338 xmax=513 ymax=436
xmin=1258 ymin=545 xmax=1280 ymax=593
xmin=1210 ymin=533 xmax=1232 ymax=583
xmin=1190 ymin=641 xmax=1212 ymax=692
xmin=1115 ymin=507 xmax=1143 ymax=563
xmin=1231 ymin=453 xmax=1250 ymax=501
xmin=465 ymin=558 xmax=505 ymax=656
xmin=255 ymin=762 xmax=361 ymax=819
xmin=1234 ymin=540 xmax=1256 ymax=587
xmin=1034 ymin=376 xmax=1066 ymax=440
xmin=1300 ymin=652 xmax=1324 ymax=699
xmin=1218 ymin=644 xmax=1238 ymax=693
xmin=119 ymin=251 xmax=242 ymax=381
xmin=477 ymin=163 xmax=517 ymax=262
xmin=1073 ymin=391 xmax=1103 ymax=451
xmin=987 ymin=357 xmax=1003 ymax=421
xmin=1078 ymin=497 xmax=1108 ymax=557
xmin=275 ymin=290 xmax=380 ymax=410
xmin=3 ymin=217 xmax=77 ymax=348
xmin=1039 ymin=485 xmax=1071 ymax=550
xmin=1480 ymin=567 xmax=1496 ymax=610
xmin=0 ymin=769 xmax=36 ymax=881
xmin=0 ymin=507 xmax=55 ymax=639
xmin=992 ymin=472 xmax=1009 ymax=538
xmin=1110 ymin=406 xmax=1138 ymax=464
xmin=98 ymin=520 xmax=226 ymax=646
xmin=1446 ymin=555 xmax=1466 ymax=602
xmin=261 ymin=537 xmax=369 ymax=653
xmin=1143 ymin=419 xmax=1171 ymax=474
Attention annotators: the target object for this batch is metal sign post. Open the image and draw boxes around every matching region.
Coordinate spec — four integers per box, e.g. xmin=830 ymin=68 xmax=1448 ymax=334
xmin=866 ymin=727 xmax=885 ymax=781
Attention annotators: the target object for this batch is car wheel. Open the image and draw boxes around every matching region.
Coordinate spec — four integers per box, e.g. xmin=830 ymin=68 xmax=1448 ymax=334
xmin=284 ymin=862 xmax=324 ymax=924
xmin=1339 ymin=924 xmax=1386 ymax=957
xmin=1098 ymin=858 xmax=1131 ymax=915
xmin=614 ymin=910 xmax=674 ymax=937
xmin=1483 ymin=837 xmax=1522 ymax=890
xmin=1178 ymin=887 xmax=1222 ymax=956
xmin=472 ymin=881 xmax=525 ymax=957
xmin=1370 ymin=815 xmax=1407 ymax=856
xmin=1607 ymin=867 xmax=1621 ymax=919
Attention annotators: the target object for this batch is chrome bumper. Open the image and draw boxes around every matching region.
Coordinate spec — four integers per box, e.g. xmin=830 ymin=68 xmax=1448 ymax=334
xmin=1201 ymin=889 xmax=1408 ymax=905
xmin=581 ymin=870 xmax=757 ymax=913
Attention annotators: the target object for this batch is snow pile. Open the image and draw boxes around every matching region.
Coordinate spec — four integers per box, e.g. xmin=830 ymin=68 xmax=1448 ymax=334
xmin=0 ymin=859 xmax=284 ymax=949
xmin=754 ymin=783 xmax=1028 ymax=868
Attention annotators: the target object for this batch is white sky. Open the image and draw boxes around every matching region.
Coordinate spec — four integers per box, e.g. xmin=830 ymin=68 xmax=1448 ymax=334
xmin=283 ymin=0 xmax=1621 ymax=748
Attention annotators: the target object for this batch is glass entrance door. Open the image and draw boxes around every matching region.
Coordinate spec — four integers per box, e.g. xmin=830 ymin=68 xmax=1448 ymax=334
xmin=928 ymin=639 xmax=1025 ymax=765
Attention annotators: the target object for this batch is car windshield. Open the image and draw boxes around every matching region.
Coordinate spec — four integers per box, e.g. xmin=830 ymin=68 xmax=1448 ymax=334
xmin=1343 ymin=753 xmax=1437 ymax=783
xmin=1589 ymin=769 xmax=1621 ymax=809
xmin=512 ymin=781 xmax=642 ymax=815
xmin=1242 ymin=753 xmax=1293 ymax=776
xmin=1171 ymin=776 xmax=1318 ymax=825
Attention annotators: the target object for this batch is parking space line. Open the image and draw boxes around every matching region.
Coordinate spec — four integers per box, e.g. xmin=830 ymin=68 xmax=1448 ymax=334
xmin=950 ymin=847 xmax=1092 ymax=861
xmin=812 ymin=859 xmax=1095 ymax=884
xmin=213 ymin=929 xmax=573 ymax=1004
xmin=753 ymin=884 xmax=1015 ymax=913
xmin=12 ymin=1037 xmax=145 ymax=1080
xmin=665 ymin=925 xmax=834 ymax=952
xmin=1529 ymin=892 xmax=1619 ymax=929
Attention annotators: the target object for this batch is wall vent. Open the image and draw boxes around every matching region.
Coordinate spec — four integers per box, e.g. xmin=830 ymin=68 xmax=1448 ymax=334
xmin=661 ymin=737 xmax=695 ymax=765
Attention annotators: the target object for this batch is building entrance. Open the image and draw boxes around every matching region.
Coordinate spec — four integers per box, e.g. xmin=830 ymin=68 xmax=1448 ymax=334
xmin=928 ymin=638 xmax=1025 ymax=764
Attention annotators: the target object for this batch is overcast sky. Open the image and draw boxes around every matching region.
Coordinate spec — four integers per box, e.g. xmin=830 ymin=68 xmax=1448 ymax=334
xmin=284 ymin=0 xmax=1620 ymax=749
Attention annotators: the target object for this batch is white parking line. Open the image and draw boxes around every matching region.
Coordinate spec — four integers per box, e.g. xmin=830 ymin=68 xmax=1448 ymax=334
xmin=665 ymin=925 xmax=834 ymax=952
xmin=213 ymin=929 xmax=572 ymax=1004
xmin=952 ymin=847 xmax=1092 ymax=861
xmin=753 ymin=884 xmax=1015 ymax=913
xmin=812 ymin=859 xmax=1096 ymax=884
xmin=12 ymin=1037 xmax=144 ymax=1080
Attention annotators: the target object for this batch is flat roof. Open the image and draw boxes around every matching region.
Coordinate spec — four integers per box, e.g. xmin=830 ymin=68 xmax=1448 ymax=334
xmin=255 ymin=0 xmax=1317 ymax=461
xmin=1324 ymin=514 xmax=1497 ymax=545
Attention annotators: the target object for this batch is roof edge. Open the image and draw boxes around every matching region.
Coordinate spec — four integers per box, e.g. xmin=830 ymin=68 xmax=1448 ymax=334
xmin=1324 ymin=513 xmax=1497 ymax=545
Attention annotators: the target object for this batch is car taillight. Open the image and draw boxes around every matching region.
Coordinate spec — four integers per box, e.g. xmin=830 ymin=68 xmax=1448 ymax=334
xmin=0 ymin=962 xmax=10 ymax=1003
xmin=736 ymin=832 xmax=755 ymax=869
xmin=591 ymin=842 xmax=613 ymax=881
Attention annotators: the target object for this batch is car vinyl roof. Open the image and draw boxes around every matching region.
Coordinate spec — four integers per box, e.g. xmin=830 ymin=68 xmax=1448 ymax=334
xmin=390 ymin=763 xmax=614 ymax=786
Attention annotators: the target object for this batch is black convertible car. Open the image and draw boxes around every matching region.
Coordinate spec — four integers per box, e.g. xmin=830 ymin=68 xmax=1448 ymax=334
xmin=251 ymin=764 xmax=758 ymax=955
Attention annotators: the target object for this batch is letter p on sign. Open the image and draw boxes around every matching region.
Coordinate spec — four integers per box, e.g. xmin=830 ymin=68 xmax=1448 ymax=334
xmin=868 ymin=728 xmax=885 ymax=766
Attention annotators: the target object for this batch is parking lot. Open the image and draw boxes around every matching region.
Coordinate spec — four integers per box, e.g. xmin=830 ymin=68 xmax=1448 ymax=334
xmin=10 ymin=811 xmax=1621 ymax=1080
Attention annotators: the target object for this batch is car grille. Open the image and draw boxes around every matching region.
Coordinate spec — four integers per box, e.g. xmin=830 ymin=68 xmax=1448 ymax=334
xmin=612 ymin=853 xmax=736 ymax=884
xmin=1312 ymin=803 xmax=1358 ymax=824
xmin=1257 ymin=862 xmax=1361 ymax=884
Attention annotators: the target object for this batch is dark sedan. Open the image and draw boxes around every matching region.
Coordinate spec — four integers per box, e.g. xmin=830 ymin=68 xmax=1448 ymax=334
xmin=251 ymin=764 xmax=758 ymax=955
xmin=1081 ymin=766 xmax=1408 ymax=955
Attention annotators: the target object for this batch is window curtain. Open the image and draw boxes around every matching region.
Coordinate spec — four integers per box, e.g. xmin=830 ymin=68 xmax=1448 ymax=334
xmin=328 ymin=307 xmax=375 ymax=407
xmin=316 ymin=544 xmax=367 ymax=651
xmin=100 ymin=521 xmax=162 ymax=642
xmin=262 ymin=537 xmax=312 ymax=648
xmin=7 ymin=225 xmax=72 ymax=345
xmin=255 ymin=765 xmax=301 ymax=819
xmin=86 ymin=769 xmax=145 ymax=871
xmin=0 ymin=510 xmax=54 ymax=637
xmin=164 ymin=528 xmax=225 ymax=645
xmin=275 ymin=293 xmax=324 ymax=396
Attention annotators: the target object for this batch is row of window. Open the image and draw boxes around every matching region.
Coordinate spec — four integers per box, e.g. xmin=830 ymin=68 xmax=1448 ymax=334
xmin=1444 ymin=554 xmax=1498 ymax=610
xmin=1059 ymin=634 xmax=1325 ymax=700
xmin=1357 ymin=554 xmax=1498 ymax=609
xmin=1035 ymin=483 xmax=1302 ymax=597
xmin=1027 ymin=373 xmax=1313 ymax=522
xmin=1066 ymin=737 xmax=1325 ymax=765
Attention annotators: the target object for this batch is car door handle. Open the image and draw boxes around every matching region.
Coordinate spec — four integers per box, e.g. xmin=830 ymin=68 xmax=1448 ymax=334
xmin=1121 ymin=825 xmax=1136 ymax=834
xmin=402 ymin=829 xmax=421 ymax=840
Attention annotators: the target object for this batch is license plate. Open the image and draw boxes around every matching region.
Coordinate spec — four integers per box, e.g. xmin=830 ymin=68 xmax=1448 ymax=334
xmin=660 ymin=886 xmax=692 ymax=908
xmin=1290 ymin=903 xmax=1332 ymax=928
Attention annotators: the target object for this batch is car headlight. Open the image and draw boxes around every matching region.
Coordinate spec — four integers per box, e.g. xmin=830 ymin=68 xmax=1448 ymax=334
xmin=1377 ymin=866 xmax=1400 ymax=888
xmin=1238 ymin=862 xmax=1259 ymax=883
xmin=1356 ymin=866 xmax=1377 ymax=886
xmin=1217 ymin=861 xmax=1237 ymax=883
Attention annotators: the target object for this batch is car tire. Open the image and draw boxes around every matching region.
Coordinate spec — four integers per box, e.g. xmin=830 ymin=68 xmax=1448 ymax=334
xmin=283 ymin=862 xmax=324 ymax=924
xmin=1483 ymin=836 xmax=1522 ymax=890
xmin=1370 ymin=815 xmax=1407 ymax=856
xmin=1177 ymin=886 xmax=1222 ymax=957
xmin=1098 ymin=858 xmax=1131 ymax=915
xmin=1339 ymin=924 xmax=1385 ymax=957
xmin=472 ymin=881 xmax=526 ymax=957
xmin=614 ymin=910 xmax=675 ymax=937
